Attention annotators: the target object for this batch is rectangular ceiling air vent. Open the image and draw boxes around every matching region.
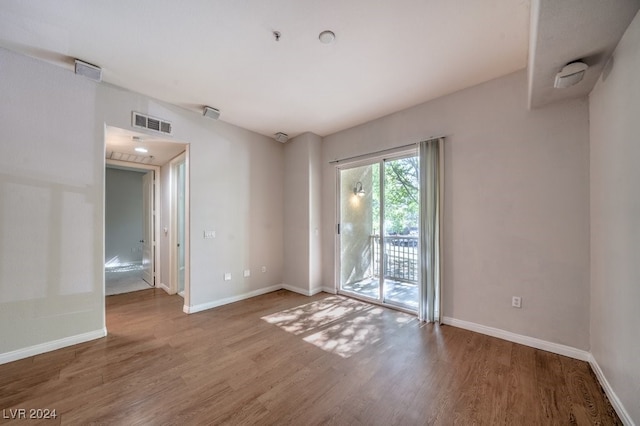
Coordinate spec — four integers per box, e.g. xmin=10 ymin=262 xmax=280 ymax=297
xmin=132 ymin=111 xmax=172 ymax=135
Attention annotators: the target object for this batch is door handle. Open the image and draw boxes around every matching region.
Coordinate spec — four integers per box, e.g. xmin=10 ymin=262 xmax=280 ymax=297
xmin=140 ymin=240 xmax=144 ymax=243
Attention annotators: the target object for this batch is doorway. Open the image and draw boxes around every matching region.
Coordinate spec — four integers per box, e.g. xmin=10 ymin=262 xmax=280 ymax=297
xmin=105 ymin=164 xmax=159 ymax=296
xmin=337 ymin=151 xmax=420 ymax=311
xmin=104 ymin=126 xmax=190 ymax=306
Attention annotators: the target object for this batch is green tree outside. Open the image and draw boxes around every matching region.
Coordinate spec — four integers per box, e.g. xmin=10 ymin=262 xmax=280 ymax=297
xmin=371 ymin=155 xmax=419 ymax=235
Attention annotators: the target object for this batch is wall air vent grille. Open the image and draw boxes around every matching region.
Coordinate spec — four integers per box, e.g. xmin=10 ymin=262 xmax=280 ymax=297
xmin=134 ymin=114 xmax=147 ymax=128
xmin=132 ymin=112 xmax=173 ymax=135
xmin=147 ymin=118 xmax=160 ymax=131
xmin=160 ymin=121 xmax=172 ymax=134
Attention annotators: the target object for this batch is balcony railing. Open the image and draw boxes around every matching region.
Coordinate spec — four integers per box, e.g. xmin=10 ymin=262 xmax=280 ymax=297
xmin=371 ymin=235 xmax=418 ymax=283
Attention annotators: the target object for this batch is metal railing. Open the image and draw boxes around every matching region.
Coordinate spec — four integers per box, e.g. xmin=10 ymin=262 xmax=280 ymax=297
xmin=371 ymin=235 xmax=418 ymax=283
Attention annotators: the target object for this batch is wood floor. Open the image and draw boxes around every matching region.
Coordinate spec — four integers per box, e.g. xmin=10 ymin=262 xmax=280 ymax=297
xmin=1 ymin=289 xmax=620 ymax=425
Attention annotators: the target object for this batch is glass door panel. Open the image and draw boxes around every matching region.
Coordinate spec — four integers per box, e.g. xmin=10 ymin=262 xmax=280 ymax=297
xmin=382 ymin=156 xmax=419 ymax=310
xmin=338 ymin=153 xmax=419 ymax=312
xmin=339 ymin=163 xmax=380 ymax=300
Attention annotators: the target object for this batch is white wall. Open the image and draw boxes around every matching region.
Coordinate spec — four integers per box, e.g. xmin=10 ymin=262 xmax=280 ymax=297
xmin=105 ymin=168 xmax=144 ymax=265
xmin=283 ymin=132 xmax=323 ymax=294
xmin=283 ymin=134 xmax=310 ymax=291
xmin=0 ymin=46 xmax=285 ymax=359
xmin=589 ymin=9 xmax=640 ymax=423
xmin=322 ymin=70 xmax=591 ymax=350
xmin=309 ymin=133 xmax=323 ymax=293
xmin=97 ymin=72 xmax=285 ymax=312
xmin=0 ymin=47 xmax=105 ymax=355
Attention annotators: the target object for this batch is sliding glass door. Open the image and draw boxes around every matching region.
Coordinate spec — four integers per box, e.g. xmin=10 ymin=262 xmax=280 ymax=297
xmin=338 ymin=152 xmax=419 ymax=311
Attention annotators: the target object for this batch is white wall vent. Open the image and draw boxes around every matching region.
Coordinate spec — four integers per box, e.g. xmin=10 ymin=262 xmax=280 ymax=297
xmin=132 ymin=112 xmax=173 ymax=135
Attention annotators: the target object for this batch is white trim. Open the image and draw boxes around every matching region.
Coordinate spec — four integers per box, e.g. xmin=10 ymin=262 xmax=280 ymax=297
xmin=158 ymin=282 xmax=172 ymax=294
xmin=322 ymin=286 xmax=337 ymax=294
xmin=281 ymin=284 xmax=325 ymax=296
xmin=588 ymin=355 xmax=635 ymax=426
xmin=442 ymin=316 xmax=590 ymax=361
xmin=169 ymin=151 xmax=190 ymax=306
xmin=184 ymin=285 xmax=283 ymax=314
xmin=0 ymin=328 xmax=107 ymax=365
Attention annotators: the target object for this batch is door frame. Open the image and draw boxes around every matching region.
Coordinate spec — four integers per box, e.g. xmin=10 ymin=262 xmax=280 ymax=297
xmin=334 ymin=147 xmax=419 ymax=314
xmin=106 ymin=159 xmax=161 ymax=288
xmin=169 ymin=150 xmax=190 ymax=308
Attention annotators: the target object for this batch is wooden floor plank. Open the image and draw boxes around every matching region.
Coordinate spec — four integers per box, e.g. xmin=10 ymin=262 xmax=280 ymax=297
xmin=0 ymin=288 xmax=621 ymax=425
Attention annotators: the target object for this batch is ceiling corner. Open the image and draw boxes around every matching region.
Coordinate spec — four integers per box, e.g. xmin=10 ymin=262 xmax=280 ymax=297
xmin=527 ymin=0 xmax=640 ymax=109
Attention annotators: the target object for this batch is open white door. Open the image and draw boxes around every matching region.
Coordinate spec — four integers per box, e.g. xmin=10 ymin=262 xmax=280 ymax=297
xmin=141 ymin=170 xmax=155 ymax=286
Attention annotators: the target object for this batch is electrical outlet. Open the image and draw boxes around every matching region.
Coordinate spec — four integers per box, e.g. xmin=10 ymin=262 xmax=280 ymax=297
xmin=243 ymin=269 xmax=251 ymax=277
xmin=204 ymin=230 xmax=216 ymax=239
xmin=512 ymin=296 xmax=522 ymax=308
xmin=261 ymin=266 xmax=267 ymax=273
xmin=224 ymin=272 xmax=231 ymax=281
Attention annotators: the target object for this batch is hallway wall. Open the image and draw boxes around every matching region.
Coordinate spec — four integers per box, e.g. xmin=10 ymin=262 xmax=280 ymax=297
xmin=105 ymin=168 xmax=144 ymax=266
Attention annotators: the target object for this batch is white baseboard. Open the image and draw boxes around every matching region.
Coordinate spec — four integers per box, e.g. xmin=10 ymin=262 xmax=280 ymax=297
xmin=184 ymin=283 xmax=331 ymax=314
xmin=281 ymin=284 xmax=326 ymax=296
xmin=588 ymin=354 xmax=635 ymax=426
xmin=159 ymin=282 xmax=171 ymax=294
xmin=0 ymin=328 xmax=107 ymax=365
xmin=321 ymin=286 xmax=337 ymax=294
xmin=184 ymin=285 xmax=283 ymax=314
xmin=441 ymin=316 xmax=590 ymax=361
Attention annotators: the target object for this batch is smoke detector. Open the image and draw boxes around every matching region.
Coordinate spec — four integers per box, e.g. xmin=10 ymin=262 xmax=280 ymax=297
xmin=74 ymin=59 xmax=102 ymax=82
xmin=203 ymin=106 xmax=220 ymax=120
xmin=274 ymin=132 xmax=289 ymax=143
xmin=319 ymin=30 xmax=336 ymax=44
xmin=554 ymin=61 xmax=588 ymax=89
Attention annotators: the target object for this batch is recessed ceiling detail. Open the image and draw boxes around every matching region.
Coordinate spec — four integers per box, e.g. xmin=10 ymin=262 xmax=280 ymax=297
xmin=108 ymin=151 xmax=154 ymax=164
xmin=105 ymin=126 xmax=186 ymax=166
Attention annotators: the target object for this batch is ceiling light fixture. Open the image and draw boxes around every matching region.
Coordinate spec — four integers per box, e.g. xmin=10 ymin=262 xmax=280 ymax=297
xmin=554 ymin=61 xmax=588 ymax=89
xmin=135 ymin=147 xmax=148 ymax=153
xmin=319 ymin=30 xmax=335 ymax=44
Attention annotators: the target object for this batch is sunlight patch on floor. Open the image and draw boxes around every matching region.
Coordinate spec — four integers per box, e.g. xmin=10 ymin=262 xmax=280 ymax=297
xmin=262 ymin=296 xmax=417 ymax=358
xmin=261 ymin=296 xmax=370 ymax=335
xmin=303 ymin=307 xmax=385 ymax=358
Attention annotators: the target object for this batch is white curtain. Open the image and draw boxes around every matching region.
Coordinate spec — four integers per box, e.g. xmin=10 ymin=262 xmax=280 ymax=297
xmin=418 ymin=138 xmax=444 ymax=323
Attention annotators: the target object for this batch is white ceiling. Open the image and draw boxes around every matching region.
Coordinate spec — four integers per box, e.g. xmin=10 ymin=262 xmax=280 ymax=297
xmin=0 ymin=0 xmax=530 ymax=138
xmin=0 ymin=0 xmax=636 ymax=140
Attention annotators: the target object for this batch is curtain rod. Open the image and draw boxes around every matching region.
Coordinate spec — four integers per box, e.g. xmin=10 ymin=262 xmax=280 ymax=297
xmin=328 ymin=136 xmax=443 ymax=164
